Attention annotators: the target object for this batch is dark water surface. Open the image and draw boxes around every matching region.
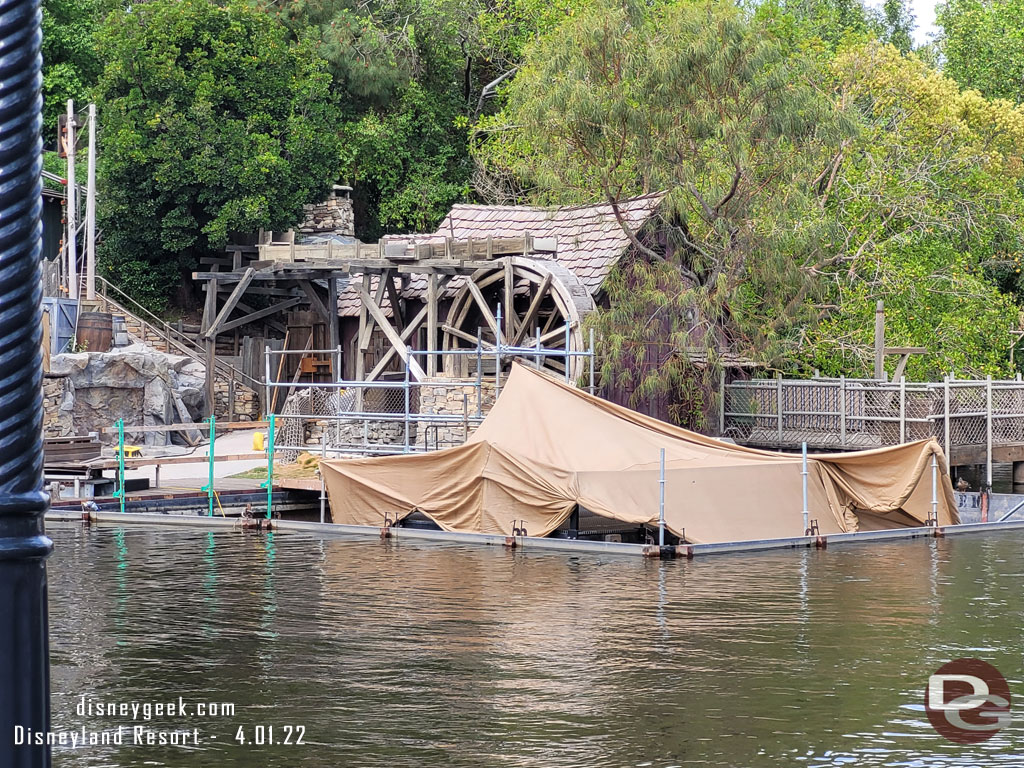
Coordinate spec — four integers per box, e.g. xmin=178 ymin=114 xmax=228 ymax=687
xmin=45 ymin=524 xmax=1024 ymax=767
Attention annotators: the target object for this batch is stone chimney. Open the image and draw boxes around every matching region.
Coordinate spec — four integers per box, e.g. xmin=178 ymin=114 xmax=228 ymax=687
xmin=299 ymin=184 xmax=354 ymax=236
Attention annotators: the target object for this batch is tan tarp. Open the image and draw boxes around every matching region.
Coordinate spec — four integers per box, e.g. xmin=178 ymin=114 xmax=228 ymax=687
xmin=322 ymin=364 xmax=959 ymax=543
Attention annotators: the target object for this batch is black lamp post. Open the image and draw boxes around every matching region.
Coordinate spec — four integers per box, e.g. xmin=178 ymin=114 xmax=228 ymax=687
xmin=0 ymin=0 xmax=53 ymax=765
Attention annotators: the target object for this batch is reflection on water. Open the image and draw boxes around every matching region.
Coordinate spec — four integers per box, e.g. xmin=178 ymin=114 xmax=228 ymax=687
xmin=47 ymin=524 xmax=1024 ymax=767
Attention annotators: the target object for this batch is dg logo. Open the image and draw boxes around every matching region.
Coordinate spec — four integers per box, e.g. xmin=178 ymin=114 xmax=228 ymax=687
xmin=925 ymin=658 xmax=1011 ymax=744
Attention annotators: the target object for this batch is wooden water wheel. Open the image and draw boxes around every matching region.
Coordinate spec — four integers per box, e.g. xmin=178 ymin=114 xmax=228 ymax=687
xmin=442 ymin=257 xmax=596 ymax=380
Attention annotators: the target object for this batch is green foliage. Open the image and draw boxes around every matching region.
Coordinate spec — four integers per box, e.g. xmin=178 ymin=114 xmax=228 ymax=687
xmin=476 ymin=0 xmax=842 ymax=424
xmin=937 ymin=0 xmax=1024 ymax=102
xmin=268 ymin=0 xmax=482 ymax=238
xmin=802 ymin=42 xmax=1024 ymax=378
xmin=41 ymin=0 xmax=106 ymax=131
xmin=95 ymin=0 xmax=341 ymax=310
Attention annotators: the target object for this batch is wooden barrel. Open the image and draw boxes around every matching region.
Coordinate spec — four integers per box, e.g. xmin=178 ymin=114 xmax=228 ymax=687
xmin=76 ymin=311 xmax=112 ymax=353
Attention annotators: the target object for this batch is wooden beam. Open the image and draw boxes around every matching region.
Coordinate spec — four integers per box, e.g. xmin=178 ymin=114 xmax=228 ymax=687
xmin=385 ymin=272 xmax=405 ymax=333
xmin=297 ymin=279 xmax=331 ymax=323
xmin=427 ymin=274 xmax=438 ymax=377
xmin=357 ymin=281 xmax=426 ymax=380
xmin=218 ymin=297 xmax=302 ymax=334
xmin=201 ymin=266 xmax=219 ymax=334
xmin=358 ymin=274 xmax=389 ymax=350
xmin=366 ymin=304 xmax=429 ymax=381
xmin=328 ymin=277 xmax=339 ymax=373
xmin=442 ymin=323 xmax=496 ymax=349
xmin=204 ymin=267 xmax=255 ymax=339
xmin=503 ymin=258 xmax=515 ymax=340
xmin=466 ymin=278 xmax=504 ymax=343
xmin=510 ymin=273 xmax=553 ymax=347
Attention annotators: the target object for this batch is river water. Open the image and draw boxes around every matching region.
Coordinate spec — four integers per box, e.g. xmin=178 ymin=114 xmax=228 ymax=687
xmin=45 ymin=523 xmax=1024 ymax=767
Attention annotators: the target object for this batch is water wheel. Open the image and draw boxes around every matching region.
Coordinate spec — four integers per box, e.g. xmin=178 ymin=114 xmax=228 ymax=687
xmin=442 ymin=257 xmax=595 ymax=380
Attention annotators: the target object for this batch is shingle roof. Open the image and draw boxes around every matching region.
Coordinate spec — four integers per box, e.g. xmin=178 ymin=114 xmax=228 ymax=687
xmin=337 ymin=193 xmax=664 ymax=317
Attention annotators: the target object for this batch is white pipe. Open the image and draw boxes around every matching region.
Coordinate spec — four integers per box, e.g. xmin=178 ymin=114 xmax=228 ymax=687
xmin=658 ymin=448 xmax=666 ymax=546
xmin=986 ymin=376 xmax=993 ymax=489
xmin=931 ymin=452 xmax=938 ymax=525
xmin=85 ymin=103 xmax=97 ymax=300
xmin=65 ymin=99 xmax=78 ymax=300
xmin=802 ymin=441 xmax=809 ymax=535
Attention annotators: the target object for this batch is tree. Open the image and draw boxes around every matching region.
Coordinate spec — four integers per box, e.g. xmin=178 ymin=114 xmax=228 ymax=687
xmin=937 ymin=0 xmax=1024 ymax=102
xmin=42 ymin=0 xmax=105 ymax=131
xmin=475 ymin=0 xmax=843 ymax=425
xmin=802 ymin=42 xmax=1024 ymax=378
xmin=95 ymin=0 xmax=341 ymax=311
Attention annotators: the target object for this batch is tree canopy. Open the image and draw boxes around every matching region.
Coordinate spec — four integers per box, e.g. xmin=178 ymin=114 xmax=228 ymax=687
xmin=95 ymin=0 xmax=341 ymax=310
xmin=40 ymin=0 xmax=1024 ymax=424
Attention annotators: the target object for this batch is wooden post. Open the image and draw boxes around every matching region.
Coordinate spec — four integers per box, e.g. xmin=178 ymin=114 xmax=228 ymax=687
xmin=427 ymin=274 xmax=438 ymax=377
xmin=355 ymin=277 xmax=367 ymax=384
xmin=327 ymin=276 xmax=339 ymax=375
xmin=874 ymin=300 xmax=885 ymax=381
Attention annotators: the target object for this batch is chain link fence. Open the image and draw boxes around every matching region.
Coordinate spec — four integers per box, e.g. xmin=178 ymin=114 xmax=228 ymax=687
xmin=722 ymin=377 xmax=1024 ymax=460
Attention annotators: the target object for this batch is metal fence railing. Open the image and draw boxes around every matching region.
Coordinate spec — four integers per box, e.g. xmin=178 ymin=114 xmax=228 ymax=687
xmin=264 ymin=336 xmax=597 ymax=459
xmin=721 ymin=375 xmax=1024 ymax=482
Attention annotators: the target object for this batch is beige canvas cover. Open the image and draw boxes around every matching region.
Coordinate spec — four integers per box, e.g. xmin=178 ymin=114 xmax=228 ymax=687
xmin=322 ymin=364 xmax=959 ymax=543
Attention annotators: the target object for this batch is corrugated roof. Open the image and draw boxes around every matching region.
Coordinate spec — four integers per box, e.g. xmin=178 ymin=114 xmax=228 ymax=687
xmin=337 ymin=193 xmax=664 ymax=317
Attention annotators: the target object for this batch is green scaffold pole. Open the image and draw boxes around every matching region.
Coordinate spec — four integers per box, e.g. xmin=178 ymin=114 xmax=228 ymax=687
xmin=200 ymin=416 xmax=215 ymax=516
xmin=112 ymin=418 xmax=125 ymax=513
xmin=261 ymin=413 xmax=275 ymax=519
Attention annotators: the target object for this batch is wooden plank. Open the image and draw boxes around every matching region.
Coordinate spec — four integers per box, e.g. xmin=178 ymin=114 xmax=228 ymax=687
xmin=204 ymin=267 xmax=256 ymax=339
xmin=358 ymin=274 xmax=389 ymax=350
xmin=442 ymin=324 xmax=497 ymax=349
xmin=466 ymin=278 xmax=504 ymax=343
xmin=88 ymin=453 xmax=267 ymax=470
xmin=219 ymin=297 xmax=302 ymax=334
xmin=511 ymin=273 xmax=553 ymax=346
xmin=356 ymin=281 xmax=426 ymax=380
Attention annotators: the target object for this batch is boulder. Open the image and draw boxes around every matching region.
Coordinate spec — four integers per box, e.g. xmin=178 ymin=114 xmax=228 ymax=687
xmin=48 ymin=344 xmax=206 ymax=447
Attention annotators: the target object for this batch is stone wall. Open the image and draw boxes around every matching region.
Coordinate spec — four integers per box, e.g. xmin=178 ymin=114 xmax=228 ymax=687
xmin=43 ymin=374 xmax=74 ymax=437
xmin=298 ymin=185 xmax=354 ymax=236
xmin=416 ymin=379 xmax=497 ymax=449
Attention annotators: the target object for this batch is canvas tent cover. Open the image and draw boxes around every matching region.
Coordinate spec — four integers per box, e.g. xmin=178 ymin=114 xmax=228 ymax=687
xmin=322 ymin=364 xmax=959 ymax=543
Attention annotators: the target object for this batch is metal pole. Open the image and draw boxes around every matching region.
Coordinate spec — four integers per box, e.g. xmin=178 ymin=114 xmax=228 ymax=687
xmin=839 ymin=375 xmax=846 ymax=447
xmin=986 ymin=376 xmax=993 ymax=489
xmin=65 ymin=98 xmax=77 ymax=299
xmin=899 ymin=375 xmax=906 ymax=444
xmin=264 ymin=344 xmax=271 ymax=418
xmin=475 ymin=329 xmax=482 ymax=417
xmin=931 ymin=452 xmax=938 ymax=525
xmin=84 ymin=103 xmax=96 ymax=300
xmin=719 ymin=368 xmax=726 ymax=435
xmin=495 ymin=309 xmax=502 ymax=397
xmin=658 ymin=448 xmax=666 ymax=546
xmin=534 ymin=326 xmax=541 ymax=368
xmin=403 ymin=355 xmax=410 ymax=453
xmin=0 ymin=5 xmax=53 ymax=756
xmin=114 ymin=418 xmax=125 ymax=514
xmin=262 ymin=413 xmax=275 ymax=519
xmin=944 ymin=376 xmax=950 ymax=456
xmin=776 ymin=374 xmax=783 ymax=443
xmin=589 ymin=327 xmax=595 ymax=394
xmin=201 ymin=416 xmax=215 ymax=516
xmin=802 ymin=441 xmax=809 ymax=535
xmin=564 ymin=318 xmax=571 ymax=383
xmin=320 ymin=433 xmax=327 ymax=524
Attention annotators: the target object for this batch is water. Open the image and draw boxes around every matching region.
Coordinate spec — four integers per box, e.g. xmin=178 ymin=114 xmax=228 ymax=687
xmin=45 ymin=524 xmax=1024 ymax=767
